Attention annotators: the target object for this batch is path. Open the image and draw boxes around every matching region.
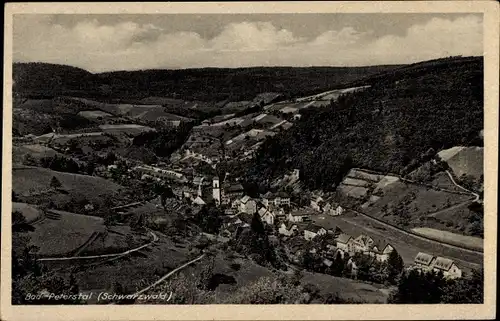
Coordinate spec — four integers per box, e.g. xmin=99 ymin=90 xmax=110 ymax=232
xmin=37 ymin=230 xmax=158 ymax=262
xmin=132 ymin=253 xmax=206 ymax=299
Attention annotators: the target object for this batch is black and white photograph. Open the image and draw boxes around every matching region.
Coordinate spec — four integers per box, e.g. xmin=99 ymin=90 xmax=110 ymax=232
xmin=1 ymin=2 xmax=498 ymax=320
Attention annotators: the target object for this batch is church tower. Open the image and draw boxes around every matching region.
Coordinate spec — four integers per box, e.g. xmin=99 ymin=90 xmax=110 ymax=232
xmin=212 ymin=177 xmax=221 ymax=206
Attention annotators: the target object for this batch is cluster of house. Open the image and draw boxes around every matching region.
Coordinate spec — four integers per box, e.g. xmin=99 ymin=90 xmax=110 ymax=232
xmin=278 ymin=223 xmax=396 ymax=264
xmin=410 ymin=252 xmax=462 ymax=279
xmin=310 ymin=195 xmax=345 ymax=216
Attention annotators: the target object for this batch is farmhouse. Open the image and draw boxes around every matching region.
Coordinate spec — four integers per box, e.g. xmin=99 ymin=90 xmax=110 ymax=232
xmin=414 ymin=252 xmax=436 ymax=269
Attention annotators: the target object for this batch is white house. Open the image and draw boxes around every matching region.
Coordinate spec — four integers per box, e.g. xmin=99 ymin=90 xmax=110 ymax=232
xmin=262 ymin=192 xmax=291 ymax=208
xmin=432 ymin=257 xmax=462 ymax=279
xmin=278 ymin=223 xmax=298 ymax=236
xmin=335 ymin=233 xmax=355 ymax=253
xmin=310 ymin=196 xmax=324 ymax=212
xmin=303 ymin=225 xmax=327 ymax=241
xmin=239 ymin=196 xmax=257 ymax=214
xmin=258 ymin=207 xmax=275 ymax=225
xmin=370 ymin=242 xmax=395 ymax=262
xmin=353 ymin=234 xmax=375 ymax=253
xmin=287 ymin=212 xmax=305 ymax=223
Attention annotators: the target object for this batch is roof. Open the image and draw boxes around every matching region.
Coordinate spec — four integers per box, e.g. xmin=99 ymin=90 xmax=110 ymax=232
xmin=304 ymin=224 xmax=325 ymax=233
xmin=193 ymin=196 xmax=206 ymax=205
xmin=433 ymin=257 xmax=455 ymax=271
xmin=335 ymin=233 xmax=352 ymax=244
xmin=258 ymin=207 xmax=268 ymax=216
xmin=226 ymin=183 xmax=244 ymax=193
xmin=354 ymin=234 xmax=374 ymax=246
xmin=240 ymin=195 xmax=251 ymax=204
xmin=414 ymin=252 xmax=435 ymax=266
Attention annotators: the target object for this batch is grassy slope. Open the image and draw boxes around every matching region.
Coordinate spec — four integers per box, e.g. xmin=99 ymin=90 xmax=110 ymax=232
xmin=12 ymin=165 xmax=125 ymax=209
xmin=28 ymin=210 xmax=105 ymax=257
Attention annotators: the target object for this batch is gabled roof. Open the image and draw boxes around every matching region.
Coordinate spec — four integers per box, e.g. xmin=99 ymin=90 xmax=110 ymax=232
xmin=304 ymin=224 xmax=325 ymax=233
xmin=258 ymin=207 xmax=269 ymax=216
xmin=354 ymin=234 xmax=374 ymax=246
xmin=226 ymin=183 xmax=244 ymax=193
xmin=336 ymin=233 xmax=352 ymax=244
xmin=433 ymin=257 xmax=455 ymax=271
xmin=240 ymin=195 xmax=251 ymax=204
xmin=414 ymin=252 xmax=435 ymax=266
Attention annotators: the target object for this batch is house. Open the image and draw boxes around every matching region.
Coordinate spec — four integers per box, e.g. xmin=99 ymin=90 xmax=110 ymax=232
xmin=258 ymin=207 xmax=275 ymax=225
xmin=239 ymin=196 xmax=257 ymax=214
xmin=431 ymin=257 xmax=462 ymax=279
xmin=346 ymin=257 xmax=359 ymax=278
xmin=287 ymin=212 xmax=305 ymax=223
xmin=335 ymin=233 xmax=355 ymax=253
xmin=262 ymin=191 xmax=291 ymax=208
xmin=192 ymin=196 xmax=206 ymax=205
xmin=323 ymin=203 xmax=344 ymax=216
xmin=310 ymin=196 xmax=324 ymax=212
xmin=414 ymin=252 xmax=436 ymax=269
xmin=370 ymin=240 xmax=394 ymax=262
xmin=353 ymin=234 xmax=375 ymax=253
xmin=222 ymin=183 xmax=244 ymax=204
xmin=278 ymin=223 xmax=298 ymax=236
xmin=303 ymin=224 xmax=327 ymax=241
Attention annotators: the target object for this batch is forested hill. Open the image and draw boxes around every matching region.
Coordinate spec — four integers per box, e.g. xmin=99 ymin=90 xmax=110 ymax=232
xmin=13 ymin=62 xmax=400 ymax=102
xmin=245 ymin=56 xmax=483 ymax=191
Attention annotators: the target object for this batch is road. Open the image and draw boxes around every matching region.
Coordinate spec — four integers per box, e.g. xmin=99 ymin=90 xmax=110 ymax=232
xmin=37 ymin=230 xmax=159 ymax=262
xmin=346 ymin=207 xmax=483 ymax=255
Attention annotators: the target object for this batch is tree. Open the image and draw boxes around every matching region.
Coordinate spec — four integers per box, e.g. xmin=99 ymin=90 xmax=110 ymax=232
xmin=388 ymin=269 xmax=445 ymax=303
xmin=50 ymin=176 xmax=62 ymax=189
xmin=441 ymin=269 xmax=483 ymax=303
xmin=386 ymin=249 xmax=404 ymax=284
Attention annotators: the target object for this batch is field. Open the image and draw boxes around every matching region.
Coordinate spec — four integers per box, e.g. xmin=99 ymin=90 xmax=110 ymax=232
xmin=77 ymin=110 xmax=113 ymax=120
xmin=412 ymin=227 xmax=483 ymax=251
xmin=12 ymin=165 xmax=125 ymax=208
xmin=99 ymin=124 xmax=156 ymax=136
xmin=444 ymin=147 xmax=483 ymax=181
xmin=312 ymin=212 xmax=482 ymax=272
xmin=338 ymin=169 xmax=473 ymax=230
xmin=12 ymin=202 xmax=43 ymax=223
xmin=12 ymin=144 xmax=61 ymax=164
xmin=300 ymin=271 xmax=389 ymax=303
xmin=28 ymin=209 xmax=105 ymax=257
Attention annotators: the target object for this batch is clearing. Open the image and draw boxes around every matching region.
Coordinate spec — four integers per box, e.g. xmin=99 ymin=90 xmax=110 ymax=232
xmin=412 ymin=227 xmax=483 ymax=251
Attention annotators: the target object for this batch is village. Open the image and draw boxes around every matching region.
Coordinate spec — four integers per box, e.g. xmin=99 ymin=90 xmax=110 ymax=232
xmin=127 ymin=160 xmax=464 ymax=281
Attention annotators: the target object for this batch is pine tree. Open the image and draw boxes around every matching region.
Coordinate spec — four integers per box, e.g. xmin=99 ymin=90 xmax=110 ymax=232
xmin=387 ymin=249 xmax=404 ymax=284
xmin=50 ymin=176 xmax=62 ymax=189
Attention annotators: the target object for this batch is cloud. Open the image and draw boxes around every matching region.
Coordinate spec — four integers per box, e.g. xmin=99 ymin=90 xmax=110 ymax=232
xmin=13 ymin=15 xmax=482 ymax=71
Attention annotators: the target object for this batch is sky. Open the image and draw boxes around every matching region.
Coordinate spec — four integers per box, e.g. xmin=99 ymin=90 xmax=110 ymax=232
xmin=13 ymin=13 xmax=483 ymax=72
